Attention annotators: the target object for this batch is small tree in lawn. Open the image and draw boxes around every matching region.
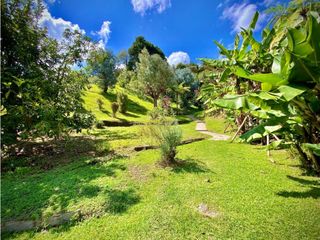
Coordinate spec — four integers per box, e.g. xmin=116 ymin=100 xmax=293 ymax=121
xmin=111 ymin=102 xmax=119 ymax=118
xmin=135 ymin=48 xmax=175 ymax=108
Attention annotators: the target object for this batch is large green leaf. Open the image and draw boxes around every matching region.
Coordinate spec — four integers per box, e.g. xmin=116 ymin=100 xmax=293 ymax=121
xmin=303 ymin=143 xmax=320 ymax=156
xmin=213 ymin=94 xmax=258 ymax=111
xmin=214 ymin=40 xmax=231 ymax=59
xmin=220 ymin=68 xmax=231 ymax=82
xmin=249 ymin=12 xmax=259 ymax=30
xmin=233 ymin=66 xmax=288 ymax=86
xmin=276 ymin=85 xmax=306 ymax=101
xmin=240 ymin=123 xmax=283 ymax=142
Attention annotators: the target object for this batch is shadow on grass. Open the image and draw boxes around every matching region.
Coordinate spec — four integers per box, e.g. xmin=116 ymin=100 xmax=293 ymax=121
xmin=172 ymin=158 xmax=211 ymax=173
xmin=1 ymin=136 xmax=114 ymax=173
xmin=90 ymin=129 xmax=137 ymax=141
xmin=277 ymin=175 xmax=320 ymax=199
xmin=122 ymin=112 xmax=139 ymax=118
xmin=104 ymin=188 xmax=140 ymax=214
xmin=1 ymin=153 xmax=140 ymax=225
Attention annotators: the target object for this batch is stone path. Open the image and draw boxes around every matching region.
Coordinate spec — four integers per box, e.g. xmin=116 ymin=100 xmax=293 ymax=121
xmin=189 ymin=115 xmax=230 ymax=141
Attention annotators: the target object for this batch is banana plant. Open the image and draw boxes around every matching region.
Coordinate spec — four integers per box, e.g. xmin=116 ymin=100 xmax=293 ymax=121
xmin=200 ymin=2 xmax=320 ymax=173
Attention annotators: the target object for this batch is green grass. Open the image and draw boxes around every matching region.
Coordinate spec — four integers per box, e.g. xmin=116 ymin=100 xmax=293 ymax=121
xmin=2 ymin=135 xmax=320 ymax=239
xmin=205 ymin=116 xmax=236 ymax=135
xmin=82 ymin=84 xmax=154 ymax=122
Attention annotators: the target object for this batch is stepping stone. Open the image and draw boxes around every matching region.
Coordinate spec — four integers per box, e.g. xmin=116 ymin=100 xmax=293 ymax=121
xmin=196 ymin=122 xmax=207 ymax=131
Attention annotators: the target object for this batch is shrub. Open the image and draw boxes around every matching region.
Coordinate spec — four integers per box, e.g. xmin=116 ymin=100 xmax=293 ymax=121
xmin=97 ymin=98 xmax=104 ymax=110
xmin=140 ymin=119 xmax=182 ymax=165
xmin=111 ymin=102 xmax=119 ymax=118
xmin=117 ymin=92 xmax=128 ymax=113
xmin=158 ymin=126 xmax=182 ymax=165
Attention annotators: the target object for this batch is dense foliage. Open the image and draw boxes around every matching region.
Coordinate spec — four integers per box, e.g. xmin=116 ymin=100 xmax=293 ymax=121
xmin=200 ymin=1 xmax=320 ymax=173
xmin=1 ymin=0 xmax=94 ymax=146
xmin=127 ymin=36 xmax=166 ymax=70
xmin=174 ymin=67 xmax=199 ymax=112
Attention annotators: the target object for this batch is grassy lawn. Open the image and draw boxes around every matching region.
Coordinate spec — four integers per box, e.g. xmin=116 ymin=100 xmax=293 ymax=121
xmin=2 ymin=134 xmax=320 ymax=239
xmin=205 ymin=116 xmax=236 ymax=135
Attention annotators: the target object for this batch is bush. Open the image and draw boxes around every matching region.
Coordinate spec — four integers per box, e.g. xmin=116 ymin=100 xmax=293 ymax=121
xmin=117 ymin=92 xmax=128 ymax=113
xmin=111 ymin=102 xmax=119 ymax=118
xmin=158 ymin=126 xmax=182 ymax=165
xmin=97 ymin=98 xmax=104 ymax=110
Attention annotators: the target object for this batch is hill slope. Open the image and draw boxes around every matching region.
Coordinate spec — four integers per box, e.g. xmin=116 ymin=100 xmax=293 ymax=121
xmin=82 ymin=85 xmax=154 ymax=122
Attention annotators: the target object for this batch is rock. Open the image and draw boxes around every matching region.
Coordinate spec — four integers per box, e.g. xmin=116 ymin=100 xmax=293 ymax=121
xmin=1 ymin=220 xmax=38 ymax=232
xmin=46 ymin=211 xmax=78 ymax=227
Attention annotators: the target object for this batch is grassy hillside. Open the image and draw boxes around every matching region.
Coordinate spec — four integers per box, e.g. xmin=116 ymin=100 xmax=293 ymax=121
xmin=82 ymin=84 xmax=154 ymax=122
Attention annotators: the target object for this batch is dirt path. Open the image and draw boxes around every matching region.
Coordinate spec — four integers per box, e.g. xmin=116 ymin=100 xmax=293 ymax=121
xmin=188 ymin=115 xmax=230 ymax=141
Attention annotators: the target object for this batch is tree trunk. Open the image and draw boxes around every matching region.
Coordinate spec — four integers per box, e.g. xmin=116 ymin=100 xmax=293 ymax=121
xmin=153 ymin=97 xmax=158 ymax=108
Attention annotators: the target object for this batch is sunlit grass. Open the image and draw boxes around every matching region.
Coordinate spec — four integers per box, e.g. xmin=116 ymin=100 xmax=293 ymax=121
xmin=3 ymin=140 xmax=319 ymax=240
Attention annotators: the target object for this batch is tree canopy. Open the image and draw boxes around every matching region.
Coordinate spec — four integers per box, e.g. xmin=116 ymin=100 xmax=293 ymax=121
xmin=1 ymin=0 xmax=94 ymax=145
xmin=127 ymin=36 xmax=166 ymax=70
xmin=134 ymin=48 xmax=174 ymax=107
xmin=87 ymin=49 xmax=117 ymax=92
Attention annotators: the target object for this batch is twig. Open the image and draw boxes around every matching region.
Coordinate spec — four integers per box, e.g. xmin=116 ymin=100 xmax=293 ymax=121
xmin=231 ymin=115 xmax=249 ymax=143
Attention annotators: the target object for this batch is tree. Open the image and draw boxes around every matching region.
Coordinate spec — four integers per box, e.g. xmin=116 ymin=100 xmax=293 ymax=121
xmin=1 ymin=0 xmax=94 ymax=145
xmin=117 ymin=49 xmax=129 ymax=67
xmin=135 ymin=48 xmax=174 ymax=107
xmin=174 ymin=68 xmax=199 ymax=111
xmin=127 ymin=36 xmax=165 ymax=70
xmin=88 ymin=49 xmax=117 ymax=92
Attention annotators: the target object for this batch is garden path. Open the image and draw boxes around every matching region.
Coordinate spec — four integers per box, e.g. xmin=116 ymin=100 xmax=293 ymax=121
xmin=188 ymin=115 xmax=230 ymax=141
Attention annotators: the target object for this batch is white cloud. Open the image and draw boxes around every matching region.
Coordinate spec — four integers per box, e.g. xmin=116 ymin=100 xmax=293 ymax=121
xmin=217 ymin=3 xmax=223 ymax=9
xmin=97 ymin=21 xmax=111 ymax=46
xmin=167 ymin=52 xmax=190 ymax=66
xmin=116 ymin=63 xmax=126 ymax=69
xmin=131 ymin=0 xmax=171 ymax=15
xmin=39 ymin=8 xmax=85 ymax=41
xmin=221 ymin=3 xmax=266 ymax=33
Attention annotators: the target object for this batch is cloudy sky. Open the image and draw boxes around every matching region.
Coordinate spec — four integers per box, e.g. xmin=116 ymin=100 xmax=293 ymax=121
xmin=42 ymin=0 xmax=287 ymax=65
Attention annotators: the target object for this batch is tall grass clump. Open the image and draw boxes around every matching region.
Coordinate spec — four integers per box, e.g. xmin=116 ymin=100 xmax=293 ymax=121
xmin=140 ymin=115 xmax=182 ymax=165
xmin=158 ymin=125 xmax=182 ymax=165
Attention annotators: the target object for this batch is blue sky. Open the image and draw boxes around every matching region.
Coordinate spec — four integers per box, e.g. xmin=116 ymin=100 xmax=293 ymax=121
xmin=42 ymin=0 xmax=287 ymax=65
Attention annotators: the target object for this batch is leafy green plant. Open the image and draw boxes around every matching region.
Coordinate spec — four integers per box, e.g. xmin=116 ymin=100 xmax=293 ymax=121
xmin=1 ymin=1 xmax=95 ymax=146
xmin=200 ymin=2 xmax=320 ymax=173
xmin=111 ymin=102 xmax=119 ymax=118
xmin=117 ymin=92 xmax=128 ymax=113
